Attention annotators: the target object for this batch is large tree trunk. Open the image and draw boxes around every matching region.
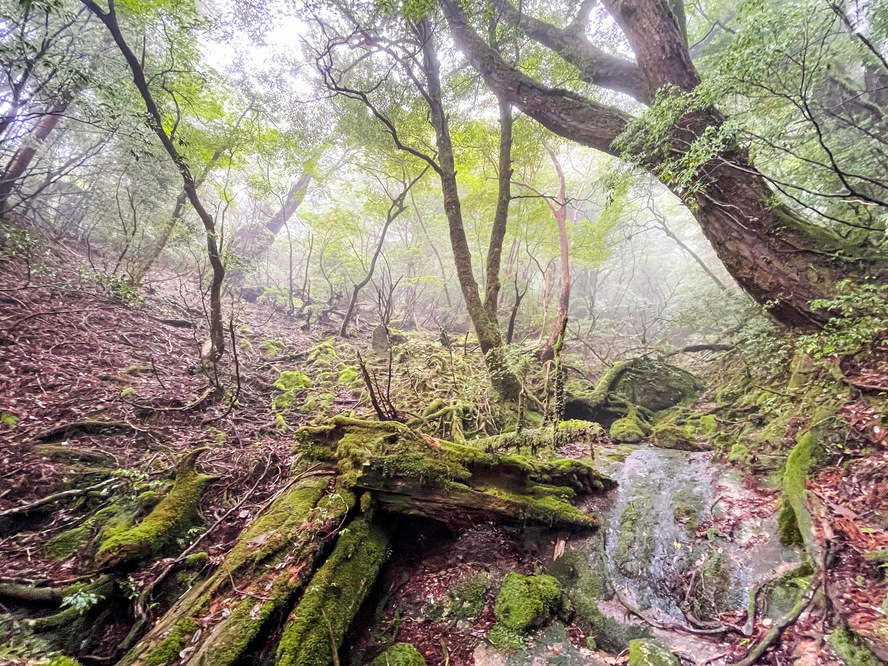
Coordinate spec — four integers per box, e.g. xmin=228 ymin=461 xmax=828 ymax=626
xmin=0 ymin=102 xmax=68 ymax=214
xmin=442 ymin=0 xmax=888 ymax=328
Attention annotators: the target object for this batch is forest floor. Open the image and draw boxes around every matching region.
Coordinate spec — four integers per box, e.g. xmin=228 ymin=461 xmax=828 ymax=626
xmin=1 ymin=240 xmax=887 ymax=666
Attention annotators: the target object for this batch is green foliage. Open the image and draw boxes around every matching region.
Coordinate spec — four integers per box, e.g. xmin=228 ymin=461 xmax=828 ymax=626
xmin=272 ymin=370 xmax=313 ymax=411
xmin=827 ymin=627 xmax=882 ymax=666
xmin=1 ymin=412 xmax=17 ymax=428
xmin=97 ymin=272 xmax=141 ymax=304
xmin=61 ymin=590 xmax=102 ymax=614
xmin=800 ymin=281 xmax=888 ymax=358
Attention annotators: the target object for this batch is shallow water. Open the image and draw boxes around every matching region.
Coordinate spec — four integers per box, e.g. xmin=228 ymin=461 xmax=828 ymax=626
xmin=591 ymin=444 xmax=801 ymax=624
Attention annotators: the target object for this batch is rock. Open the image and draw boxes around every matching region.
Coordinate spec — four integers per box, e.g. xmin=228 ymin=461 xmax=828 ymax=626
xmin=628 ymin=639 xmax=680 ymax=666
xmin=372 ymin=324 xmax=407 ymax=351
xmin=473 ymin=642 xmax=507 ymax=666
xmin=611 ymin=359 xmax=703 ymax=413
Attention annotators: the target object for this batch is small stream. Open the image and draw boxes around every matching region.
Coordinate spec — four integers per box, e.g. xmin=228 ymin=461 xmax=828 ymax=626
xmin=561 ymin=443 xmax=804 ymax=662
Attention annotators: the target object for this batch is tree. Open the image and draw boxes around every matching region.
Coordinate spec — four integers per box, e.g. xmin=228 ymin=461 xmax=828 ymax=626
xmin=441 ymin=0 xmax=888 ymax=328
xmin=80 ymin=0 xmax=227 ymax=358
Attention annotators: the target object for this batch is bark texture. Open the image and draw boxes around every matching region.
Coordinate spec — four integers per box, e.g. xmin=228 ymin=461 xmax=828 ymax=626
xmin=443 ymin=0 xmax=888 ymax=328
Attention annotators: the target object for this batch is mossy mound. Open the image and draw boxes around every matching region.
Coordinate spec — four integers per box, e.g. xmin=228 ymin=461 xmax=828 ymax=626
xmin=430 ymin=571 xmax=490 ymax=623
xmin=611 ymin=359 xmax=703 ymax=413
xmin=95 ymin=449 xmax=215 ymax=569
xmin=275 ymin=517 xmax=390 ymax=666
xmin=488 ymin=573 xmax=562 ymax=651
xmin=610 ymin=415 xmax=645 ymax=443
xmin=628 ymin=639 xmax=680 ymax=666
xmin=650 ymin=423 xmax=699 ymax=451
xmin=370 ymin=643 xmax=427 ymax=666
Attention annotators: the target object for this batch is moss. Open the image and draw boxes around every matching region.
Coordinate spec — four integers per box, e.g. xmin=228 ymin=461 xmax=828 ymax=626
xmin=698 ymin=414 xmax=717 ymax=437
xmin=727 ymin=443 xmax=749 ymax=465
xmin=693 ymin=550 xmax=731 ymax=620
xmin=45 ymin=524 xmax=91 ymax=561
xmin=764 ymin=563 xmax=812 ymax=619
xmin=672 ymin=502 xmax=698 ymax=530
xmin=439 ymin=572 xmax=490 ymax=622
xmin=610 ymin=414 xmax=645 ymax=443
xmin=370 ymin=643 xmax=427 ymax=666
xmin=95 ymin=449 xmax=214 ymax=569
xmin=487 ymin=572 xmax=561 ymax=649
xmin=48 ymin=658 xmax=82 ymax=666
xmin=140 ymin=618 xmax=200 ymax=666
xmin=275 ymin=370 xmax=313 ymax=392
xmin=557 ymin=419 xmax=608 ymax=446
xmin=651 ymin=423 xmax=698 ymax=450
xmin=828 ymin=627 xmax=882 ymax=666
xmin=628 ymin=639 xmax=680 ymax=666
xmin=615 ymin=497 xmax=656 ymax=576
xmin=183 ymin=551 xmax=208 ymax=568
xmin=488 ymin=623 xmax=526 ymax=651
xmin=238 ymin=337 xmax=254 ymax=353
xmin=1 ymin=411 xmax=18 ymax=428
xmin=276 ymin=517 xmax=390 ymax=666
xmin=259 ymin=339 xmax=285 ymax=356
xmin=779 ymin=430 xmax=819 ymax=552
xmin=586 ymin=637 xmax=597 ymax=650
xmin=863 ymin=549 xmax=888 ymax=564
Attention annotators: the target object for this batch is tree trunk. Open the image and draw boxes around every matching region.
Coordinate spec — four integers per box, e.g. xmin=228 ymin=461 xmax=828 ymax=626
xmin=541 ymin=142 xmax=571 ymax=362
xmin=417 ymin=20 xmax=520 ymax=400
xmin=442 ymin=0 xmax=888 ymax=329
xmin=0 ymin=102 xmax=67 ymax=214
xmin=483 ymin=98 xmax=513 ymax=321
xmin=83 ymin=0 xmax=226 ymax=357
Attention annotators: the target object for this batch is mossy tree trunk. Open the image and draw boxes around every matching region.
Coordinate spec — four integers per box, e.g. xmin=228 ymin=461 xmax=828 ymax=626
xmin=416 ymin=20 xmax=521 ymax=402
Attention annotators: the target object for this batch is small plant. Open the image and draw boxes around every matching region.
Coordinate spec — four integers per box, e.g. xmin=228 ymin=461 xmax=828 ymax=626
xmin=800 ymin=281 xmax=888 ymax=358
xmin=97 ymin=272 xmax=141 ymax=304
xmin=61 ymin=590 xmax=102 ymax=614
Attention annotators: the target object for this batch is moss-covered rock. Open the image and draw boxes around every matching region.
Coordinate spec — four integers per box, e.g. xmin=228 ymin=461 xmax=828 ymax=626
xmin=276 ymin=517 xmax=390 ymax=666
xmin=610 ymin=412 xmax=646 ymax=443
xmin=434 ymin=571 xmax=490 ymax=623
xmin=628 ymin=639 xmax=680 ymax=666
xmin=611 ymin=359 xmax=703 ymax=413
xmin=370 ymin=643 xmax=427 ymax=666
xmin=487 ymin=573 xmax=561 ymax=650
xmin=778 ymin=429 xmax=822 ymax=553
xmin=142 ymin=618 xmax=200 ymax=666
xmin=651 ymin=423 xmax=698 ymax=451
xmin=828 ymin=627 xmax=882 ymax=666
xmin=95 ymin=449 xmax=215 ymax=569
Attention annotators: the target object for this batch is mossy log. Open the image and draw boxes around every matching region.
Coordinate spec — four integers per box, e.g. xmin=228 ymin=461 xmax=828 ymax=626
xmin=95 ymin=449 xmax=216 ymax=570
xmin=296 ymin=416 xmax=614 ymax=529
xmin=275 ymin=516 xmax=390 ymax=666
xmin=119 ymin=473 xmax=349 ymax=666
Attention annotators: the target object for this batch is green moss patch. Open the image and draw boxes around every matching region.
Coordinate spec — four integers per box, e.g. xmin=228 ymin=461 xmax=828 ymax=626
xmin=276 ymin=517 xmax=390 ymax=666
xmin=142 ymin=619 xmax=200 ymax=666
xmin=828 ymin=627 xmax=882 ymax=666
xmin=96 ymin=449 xmax=214 ymax=569
xmin=370 ymin=643 xmax=427 ymax=666
xmin=628 ymin=639 xmax=680 ymax=666
xmin=488 ymin=573 xmax=561 ymax=650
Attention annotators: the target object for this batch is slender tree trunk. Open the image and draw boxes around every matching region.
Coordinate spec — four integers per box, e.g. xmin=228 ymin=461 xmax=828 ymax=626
xmin=83 ymin=0 xmax=226 ymax=357
xmin=541 ymin=141 xmax=571 ymax=361
xmin=0 ymin=102 xmax=67 ymax=214
xmin=442 ymin=0 xmax=888 ymax=328
xmin=483 ymin=98 xmax=513 ymax=321
xmin=130 ymin=150 xmax=222 ymax=285
xmin=417 ymin=19 xmax=520 ymax=400
xmin=339 ymin=171 xmax=424 ymax=336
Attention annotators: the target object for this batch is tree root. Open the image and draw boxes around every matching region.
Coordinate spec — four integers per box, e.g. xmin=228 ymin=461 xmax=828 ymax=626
xmin=732 ymin=576 xmax=820 ymax=666
xmin=0 ymin=478 xmax=118 ymax=518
